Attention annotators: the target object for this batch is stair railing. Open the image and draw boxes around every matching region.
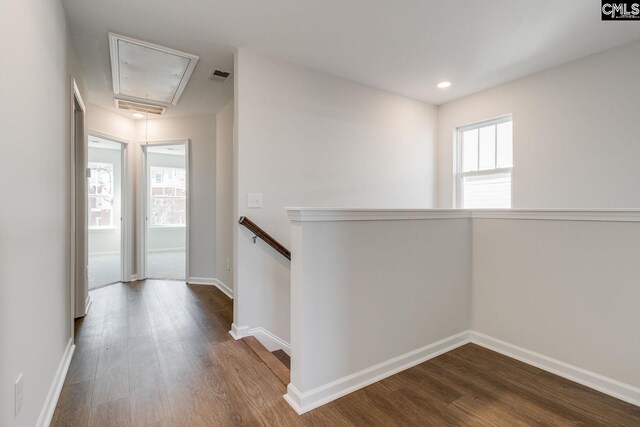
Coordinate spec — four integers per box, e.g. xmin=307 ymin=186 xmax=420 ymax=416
xmin=238 ymin=216 xmax=291 ymax=260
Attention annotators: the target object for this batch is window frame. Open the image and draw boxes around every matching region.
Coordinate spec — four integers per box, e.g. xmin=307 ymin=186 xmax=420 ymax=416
xmin=149 ymin=165 xmax=187 ymax=228
xmin=455 ymin=115 xmax=513 ymax=209
xmin=88 ymin=161 xmax=116 ymax=229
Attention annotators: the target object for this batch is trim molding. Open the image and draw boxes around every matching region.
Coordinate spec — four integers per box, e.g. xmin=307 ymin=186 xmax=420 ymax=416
xmin=228 ymin=324 xmax=290 ymax=355
xmin=470 ymin=209 xmax=640 ymax=222
xmin=469 ymin=331 xmax=640 ymax=408
xmin=287 ymin=208 xmax=469 ymax=222
xmin=36 ymin=338 xmax=75 ymax=427
xmin=187 ymin=277 xmax=233 ymax=299
xmin=147 ymin=247 xmax=186 ymax=254
xmin=229 ymin=323 xmax=249 ymax=340
xmin=87 ymin=250 xmax=120 ymax=256
xmin=284 ymin=330 xmax=470 ymax=414
xmin=84 ymin=295 xmax=92 ymax=316
xmin=286 ymin=208 xmax=640 ymax=223
xmin=250 ymin=327 xmax=291 ymax=355
xmin=284 ymin=330 xmax=640 ymax=414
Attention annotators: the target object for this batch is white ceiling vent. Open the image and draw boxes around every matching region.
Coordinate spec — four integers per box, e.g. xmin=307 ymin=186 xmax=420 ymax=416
xmin=209 ymin=69 xmax=232 ymax=83
xmin=115 ymin=99 xmax=166 ymax=116
xmin=109 ymin=33 xmax=199 ymax=106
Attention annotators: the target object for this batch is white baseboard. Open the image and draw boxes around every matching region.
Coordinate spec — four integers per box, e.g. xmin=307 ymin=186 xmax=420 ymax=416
xmin=284 ymin=330 xmax=470 ymax=414
xmin=229 ymin=323 xmax=249 ymax=340
xmin=469 ymin=331 xmax=640 ymax=408
xmin=187 ymin=277 xmax=233 ymax=299
xmin=228 ymin=323 xmax=290 ymax=355
xmin=215 ymin=279 xmax=233 ymax=298
xmin=281 ymin=329 xmax=640 ymax=415
xmin=36 ymin=338 xmax=75 ymax=427
xmin=250 ymin=327 xmax=291 ymax=355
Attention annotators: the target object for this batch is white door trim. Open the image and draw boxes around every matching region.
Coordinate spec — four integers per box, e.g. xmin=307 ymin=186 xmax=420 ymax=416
xmin=70 ymin=78 xmax=88 ymax=326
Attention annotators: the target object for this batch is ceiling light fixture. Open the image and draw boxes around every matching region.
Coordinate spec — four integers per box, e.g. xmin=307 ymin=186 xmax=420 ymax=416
xmin=133 ymin=112 xmax=145 ymax=119
xmin=437 ymin=81 xmax=452 ymax=89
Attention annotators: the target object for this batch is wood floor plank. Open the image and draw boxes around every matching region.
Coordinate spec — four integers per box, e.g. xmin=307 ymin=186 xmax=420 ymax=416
xmin=128 ymin=335 xmax=173 ymax=426
xmin=166 ymin=283 xmax=231 ymax=343
xmin=242 ymin=336 xmax=291 ymax=385
xmin=52 ymin=280 xmax=640 ymax=427
xmin=129 ymin=363 xmax=173 ymax=426
xmin=64 ymin=335 xmax=101 ymax=385
xmin=51 ymin=380 xmax=93 ymax=427
xmin=272 ymin=349 xmax=291 ymax=369
xmin=429 ymin=349 xmax=611 ymax=425
xmin=91 ymin=339 xmax=129 ymax=407
xmin=458 ymin=344 xmax=640 ymax=424
xmin=89 ymin=398 xmax=131 ymax=427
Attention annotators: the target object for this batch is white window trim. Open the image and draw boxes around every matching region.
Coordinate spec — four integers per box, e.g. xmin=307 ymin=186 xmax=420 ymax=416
xmin=149 ymin=166 xmax=187 ymax=227
xmin=88 ymin=225 xmax=118 ymax=231
xmin=455 ymin=115 xmax=513 ymax=209
xmin=88 ymin=162 xmax=116 ymax=228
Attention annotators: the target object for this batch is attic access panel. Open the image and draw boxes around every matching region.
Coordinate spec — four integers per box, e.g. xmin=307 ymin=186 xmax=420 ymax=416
xmin=109 ymin=33 xmax=199 ymax=106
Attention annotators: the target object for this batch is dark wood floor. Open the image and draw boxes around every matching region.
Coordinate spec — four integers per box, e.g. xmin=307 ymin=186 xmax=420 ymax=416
xmin=52 ymin=280 xmax=640 ymax=426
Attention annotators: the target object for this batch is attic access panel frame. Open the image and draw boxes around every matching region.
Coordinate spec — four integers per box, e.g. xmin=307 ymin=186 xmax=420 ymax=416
xmin=109 ymin=33 xmax=199 ymax=106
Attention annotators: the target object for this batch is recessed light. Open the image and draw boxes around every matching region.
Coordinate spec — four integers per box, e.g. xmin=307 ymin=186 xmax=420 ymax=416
xmin=437 ymin=81 xmax=452 ymax=89
xmin=133 ymin=112 xmax=145 ymax=119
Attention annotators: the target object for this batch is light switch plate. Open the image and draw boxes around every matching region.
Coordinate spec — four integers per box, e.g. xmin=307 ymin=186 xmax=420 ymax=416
xmin=247 ymin=193 xmax=262 ymax=208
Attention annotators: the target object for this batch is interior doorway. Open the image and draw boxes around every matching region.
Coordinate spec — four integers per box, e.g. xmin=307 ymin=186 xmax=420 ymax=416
xmin=70 ymin=80 xmax=88 ymax=322
xmin=87 ymin=135 xmax=126 ymax=289
xmin=141 ymin=141 xmax=189 ymax=281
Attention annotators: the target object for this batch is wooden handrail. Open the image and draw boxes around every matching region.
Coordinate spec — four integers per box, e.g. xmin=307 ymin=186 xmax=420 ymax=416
xmin=238 ymin=216 xmax=291 ymax=260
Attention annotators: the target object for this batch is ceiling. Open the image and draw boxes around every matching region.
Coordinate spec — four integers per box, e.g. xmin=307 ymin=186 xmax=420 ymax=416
xmin=63 ymin=0 xmax=640 ymax=119
xmin=109 ymin=33 xmax=199 ymax=106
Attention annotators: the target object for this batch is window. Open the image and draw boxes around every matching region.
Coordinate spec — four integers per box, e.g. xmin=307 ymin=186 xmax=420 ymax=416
xmin=88 ymin=162 xmax=114 ymax=227
xmin=150 ymin=166 xmax=186 ymax=226
xmin=457 ymin=116 xmax=512 ymax=208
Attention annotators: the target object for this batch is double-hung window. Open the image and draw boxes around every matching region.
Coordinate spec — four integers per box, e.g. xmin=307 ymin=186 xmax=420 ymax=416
xmin=456 ymin=116 xmax=513 ymax=208
xmin=88 ymin=162 xmax=114 ymax=228
xmin=150 ymin=166 xmax=187 ymax=226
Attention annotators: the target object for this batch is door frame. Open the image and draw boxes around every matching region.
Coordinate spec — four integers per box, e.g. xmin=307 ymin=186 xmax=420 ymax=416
xmin=70 ymin=78 xmax=88 ymax=326
xmin=137 ymin=139 xmax=191 ymax=281
xmin=87 ymin=131 xmax=131 ymax=284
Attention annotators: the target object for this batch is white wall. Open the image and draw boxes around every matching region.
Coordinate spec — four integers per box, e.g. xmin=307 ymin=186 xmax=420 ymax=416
xmin=234 ymin=49 xmax=438 ymax=343
xmin=285 ymin=209 xmax=640 ymax=412
xmin=287 ymin=213 xmax=471 ymax=412
xmin=86 ymin=109 xmax=222 ymax=281
xmin=137 ymin=115 xmax=217 ymax=280
xmin=472 ymin=218 xmax=640 ymax=391
xmin=437 ymin=40 xmax=640 ymax=209
xmin=87 ymin=104 xmax=136 ymax=143
xmin=216 ymin=100 xmax=234 ymax=289
xmin=0 ymin=0 xmax=86 ymax=425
